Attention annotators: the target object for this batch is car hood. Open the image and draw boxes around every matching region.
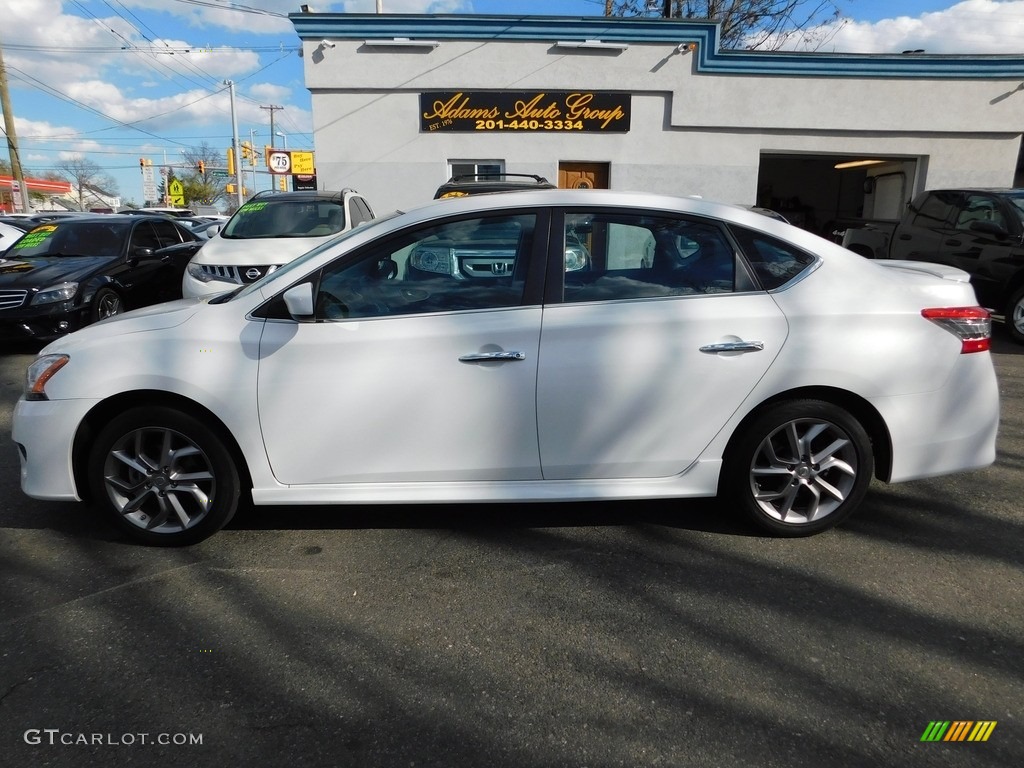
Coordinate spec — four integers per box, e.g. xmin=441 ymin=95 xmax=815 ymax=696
xmin=0 ymin=255 xmax=113 ymax=287
xmin=190 ymin=233 xmax=331 ymax=267
xmin=39 ymin=298 xmax=203 ymax=354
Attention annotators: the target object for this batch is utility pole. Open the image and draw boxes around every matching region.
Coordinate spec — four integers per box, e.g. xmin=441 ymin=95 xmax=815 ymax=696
xmin=225 ymin=80 xmax=244 ymax=208
xmin=0 ymin=40 xmax=31 ymax=213
xmin=261 ymin=104 xmax=283 ymax=147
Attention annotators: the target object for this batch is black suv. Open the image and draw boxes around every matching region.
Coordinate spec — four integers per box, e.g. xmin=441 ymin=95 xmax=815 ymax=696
xmin=890 ymin=188 xmax=1024 ymax=342
xmin=433 ymin=173 xmax=555 ymax=199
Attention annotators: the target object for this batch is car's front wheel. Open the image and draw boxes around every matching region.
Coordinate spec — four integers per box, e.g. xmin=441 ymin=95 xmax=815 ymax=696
xmin=87 ymin=407 xmax=240 ymax=546
xmin=722 ymin=400 xmax=873 ymax=536
xmin=91 ymin=287 xmax=123 ymax=323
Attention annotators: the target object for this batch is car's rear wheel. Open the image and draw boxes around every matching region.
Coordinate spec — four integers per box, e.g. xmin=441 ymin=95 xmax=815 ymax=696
xmin=87 ymin=407 xmax=240 ymax=546
xmin=1005 ymin=286 xmax=1024 ymax=344
xmin=91 ymin=287 xmax=123 ymax=322
xmin=722 ymin=400 xmax=873 ymax=536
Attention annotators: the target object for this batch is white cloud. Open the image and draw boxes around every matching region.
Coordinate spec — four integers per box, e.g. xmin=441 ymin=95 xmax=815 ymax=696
xmin=779 ymin=0 xmax=1024 ymax=53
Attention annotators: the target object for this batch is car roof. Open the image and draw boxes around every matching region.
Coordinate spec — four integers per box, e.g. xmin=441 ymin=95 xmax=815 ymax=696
xmin=28 ymin=214 xmax=174 ymax=225
xmin=245 ymin=190 xmax=354 ymax=204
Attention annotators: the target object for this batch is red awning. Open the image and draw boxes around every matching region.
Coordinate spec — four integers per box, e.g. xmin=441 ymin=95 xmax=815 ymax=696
xmin=0 ymin=175 xmax=73 ymax=194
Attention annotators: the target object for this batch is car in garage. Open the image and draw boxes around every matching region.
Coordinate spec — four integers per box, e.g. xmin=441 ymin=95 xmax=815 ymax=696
xmin=13 ymin=190 xmax=998 ymax=545
xmin=0 ymin=214 xmax=202 ymax=342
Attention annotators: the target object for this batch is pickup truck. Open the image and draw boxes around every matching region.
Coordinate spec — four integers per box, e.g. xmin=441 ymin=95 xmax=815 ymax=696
xmin=839 ymin=188 xmax=1024 ymax=343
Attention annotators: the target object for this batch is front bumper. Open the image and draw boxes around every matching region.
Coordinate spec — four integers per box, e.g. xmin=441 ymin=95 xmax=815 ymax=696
xmin=0 ymin=303 xmax=89 ymax=342
xmin=12 ymin=396 xmax=101 ymax=501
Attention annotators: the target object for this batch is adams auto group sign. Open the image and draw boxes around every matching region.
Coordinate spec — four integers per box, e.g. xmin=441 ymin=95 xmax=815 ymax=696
xmin=420 ymin=91 xmax=631 ymax=133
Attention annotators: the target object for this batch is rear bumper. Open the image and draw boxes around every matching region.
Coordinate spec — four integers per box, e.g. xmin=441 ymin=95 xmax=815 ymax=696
xmin=875 ymin=352 xmax=999 ymax=483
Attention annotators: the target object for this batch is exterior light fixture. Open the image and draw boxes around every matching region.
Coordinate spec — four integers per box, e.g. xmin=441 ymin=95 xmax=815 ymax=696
xmin=362 ymin=38 xmax=440 ymax=48
xmin=554 ymin=39 xmax=629 ymax=51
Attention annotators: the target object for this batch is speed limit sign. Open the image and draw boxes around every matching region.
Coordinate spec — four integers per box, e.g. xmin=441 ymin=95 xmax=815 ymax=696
xmin=268 ymin=151 xmax=291 ymax=174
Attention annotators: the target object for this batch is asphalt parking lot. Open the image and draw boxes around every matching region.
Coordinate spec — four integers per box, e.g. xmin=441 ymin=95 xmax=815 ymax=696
xmin=0 ymin=331 xmax=1021 ymax=768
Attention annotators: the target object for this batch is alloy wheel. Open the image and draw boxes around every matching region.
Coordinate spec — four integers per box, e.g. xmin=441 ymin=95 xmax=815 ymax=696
xmin=102 ymin=426 xmax=217 ymax=534
xmin=748 ymin=418 xmax=858 ymax=525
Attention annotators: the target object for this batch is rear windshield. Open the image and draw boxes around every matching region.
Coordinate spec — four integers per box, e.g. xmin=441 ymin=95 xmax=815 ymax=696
xmin=222 ymin=200 xmax=347 ymax=239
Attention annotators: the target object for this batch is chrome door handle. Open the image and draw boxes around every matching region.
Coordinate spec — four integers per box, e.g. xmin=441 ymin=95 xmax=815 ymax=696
xmin=699 ymin=341 xmax=765 ymax=353
xmin=459 ymin=351 xmax=526 ymax=362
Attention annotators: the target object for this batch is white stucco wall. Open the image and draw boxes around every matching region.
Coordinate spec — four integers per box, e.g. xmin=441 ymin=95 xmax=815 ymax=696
xmin=301 ymin=36 xmax=1024 ymax=214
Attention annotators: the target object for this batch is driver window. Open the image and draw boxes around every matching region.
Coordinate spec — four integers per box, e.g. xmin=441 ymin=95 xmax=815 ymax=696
xmin=955 ymin=195 xmax=1006 ymax=231
xmin=315 ymin=213 xmax=535 ymax=320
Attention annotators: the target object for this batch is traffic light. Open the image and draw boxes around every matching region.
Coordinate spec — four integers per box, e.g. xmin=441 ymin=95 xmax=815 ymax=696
xmin=139 ymin=157 xmax=144 ymax=168
xmin=241 ymin=141 xmax=254 ymax=164
xmin=226 ymin=148 xmax=235 ymax=176
xmin=197 ymin=160 xmax=206 ymax=175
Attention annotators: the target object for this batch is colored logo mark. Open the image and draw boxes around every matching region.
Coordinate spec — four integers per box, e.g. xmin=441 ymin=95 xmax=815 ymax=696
xmin=921 ymin=721 xmax=996 ymax=742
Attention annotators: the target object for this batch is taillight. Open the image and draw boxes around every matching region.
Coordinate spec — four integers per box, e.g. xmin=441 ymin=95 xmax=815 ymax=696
xmin=922 ymin=307 xmax=991 ymax=353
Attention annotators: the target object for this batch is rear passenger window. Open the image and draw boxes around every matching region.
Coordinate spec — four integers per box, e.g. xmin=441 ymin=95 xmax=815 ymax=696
xmin=730 ymin=226 xmax=815 ymax=290
xmin=561 ymin=212 xmax=736 ymax=303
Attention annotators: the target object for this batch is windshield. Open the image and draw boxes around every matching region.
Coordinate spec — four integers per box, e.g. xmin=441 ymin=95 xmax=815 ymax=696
xmin=1004 ymin=193 xmax=1024 ymax=224
xmin=229 ymin=211 xmax=402 ymax=302
xmin=9 ymin=221 xmax=129 ymax=258
xmin=221 ymin=199 xmax=347 ymax=239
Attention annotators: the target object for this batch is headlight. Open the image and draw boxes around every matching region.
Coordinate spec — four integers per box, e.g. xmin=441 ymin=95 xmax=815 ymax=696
xmin=186 ymin=262 xmax=216 ymax=282
xmin=564 ymin=247 xmax=589 ymax=272
xmin=31 ymin=282 xmax=78 ymax=305
xmin=25 ymin=354 xmax=69 ymax=401
xmin=409 ymin=248 xmax=454 ymax=275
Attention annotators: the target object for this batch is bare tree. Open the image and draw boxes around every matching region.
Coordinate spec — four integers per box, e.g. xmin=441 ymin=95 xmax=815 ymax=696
xmin=607 ymin=0 xmax=844 ymax=51
xmin=181 ymin=141 xmax=231 ymax=206
xmin=54 ymin=157 xmax=119 ymax=210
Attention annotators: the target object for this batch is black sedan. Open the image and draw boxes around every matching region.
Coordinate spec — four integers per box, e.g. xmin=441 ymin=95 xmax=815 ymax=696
xmin=0 ymin=215 xmax=202 ymax=342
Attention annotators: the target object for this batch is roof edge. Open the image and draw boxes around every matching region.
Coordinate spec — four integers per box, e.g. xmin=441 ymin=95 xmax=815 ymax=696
xmin=289 ymin=13 xmax=1024 ymax=79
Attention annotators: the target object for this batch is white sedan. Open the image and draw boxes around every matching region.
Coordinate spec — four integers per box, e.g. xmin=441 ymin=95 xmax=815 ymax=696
xmin=13 ymin=190 xmax=999 ymax=545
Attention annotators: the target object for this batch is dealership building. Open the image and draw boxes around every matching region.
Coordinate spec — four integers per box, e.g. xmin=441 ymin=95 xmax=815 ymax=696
xmin=289 ymin=12 xmax=1024 ymax=234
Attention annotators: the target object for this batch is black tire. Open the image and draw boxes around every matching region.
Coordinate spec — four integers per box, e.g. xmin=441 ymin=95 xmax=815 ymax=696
xmin=1005 ymin=286 xmax=1024 ymax=344
xmin=91 ymin=287 xmax=123 ymax=323
xmin=721 ymin=399 xmax=873 ymax=537
xmin=87 ymin=406 xmax=241 ymax=546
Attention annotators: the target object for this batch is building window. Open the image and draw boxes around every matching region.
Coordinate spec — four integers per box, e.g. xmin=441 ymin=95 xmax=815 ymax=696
xmin=449 ymin=160 xmax=504 ymax=178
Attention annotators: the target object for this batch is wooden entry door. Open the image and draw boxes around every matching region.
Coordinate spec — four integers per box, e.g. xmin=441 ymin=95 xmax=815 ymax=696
xmin=558 ymin=162 xmax=609 ymax=190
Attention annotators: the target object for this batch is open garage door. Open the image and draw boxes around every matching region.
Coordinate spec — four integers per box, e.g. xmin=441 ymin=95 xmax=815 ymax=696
xmin=756 ymin=154 xmax=917 ymax=238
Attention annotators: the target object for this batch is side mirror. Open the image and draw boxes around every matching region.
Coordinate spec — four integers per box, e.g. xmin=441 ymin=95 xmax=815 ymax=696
xmin=132 ymin=246 xmax=156 ymax=259
xmin=969 ymin=220 xmax=1009 ymax=238
xmin=282 ymin=282 xmax=315 ymax=320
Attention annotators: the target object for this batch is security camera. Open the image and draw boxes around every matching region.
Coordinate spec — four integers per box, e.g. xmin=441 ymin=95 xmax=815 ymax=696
xmin=319 ymin=39 xmax=336 ymax=49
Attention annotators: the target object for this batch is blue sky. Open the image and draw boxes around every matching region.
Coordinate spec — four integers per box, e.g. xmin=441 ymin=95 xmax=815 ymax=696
xmin=4 ymin=0 xmax=1024 ymax=206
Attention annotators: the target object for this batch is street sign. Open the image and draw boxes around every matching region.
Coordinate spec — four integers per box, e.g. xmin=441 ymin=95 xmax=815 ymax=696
xmin=168 ymin=178 xmax=185 ymax=207
xmin=212 ymin=170 xmax=229 ymax=178
xmin=268 ymin=151 xmax=291 ymax=174
xmin=10 ymin=180 xmax=22 ymax=212
xmin=142 ymin=163 xmax=158 ymax=203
